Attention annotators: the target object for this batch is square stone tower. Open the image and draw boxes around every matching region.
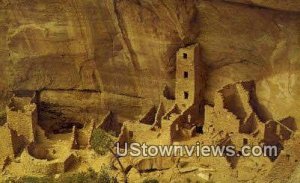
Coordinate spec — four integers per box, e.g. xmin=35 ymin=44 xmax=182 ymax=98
xmin=6 ymin=93 xmax=38 ymax=143
xmin=175 ymin=43 xmax=204 ymax=110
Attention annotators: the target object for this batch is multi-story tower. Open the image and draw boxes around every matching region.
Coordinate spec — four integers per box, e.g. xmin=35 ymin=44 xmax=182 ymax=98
xmin=175 ymin=43 xmax=204 ymax=111
xmin=160 ymin=44 xmax=205 ymax=144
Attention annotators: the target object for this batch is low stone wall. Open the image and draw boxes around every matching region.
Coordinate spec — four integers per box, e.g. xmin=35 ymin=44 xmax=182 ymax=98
xmin=21 ymin=149 xmax=77 ymax=175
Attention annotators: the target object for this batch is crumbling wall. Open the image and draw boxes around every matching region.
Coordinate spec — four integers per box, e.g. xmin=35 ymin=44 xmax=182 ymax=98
xmin=160 ymin=119 xmax=176 ymax=144
xmin=264 ymin=119 xmax=295 ymax=145
xmin=180 ymin=104 xmax=202 ymax=126
xmin=6 ymin=96 xmax=37 ymax=143
xmin=152 ymin=102 xmax=165 ymax=128
xmin=280 ymin=117 xmax=296 ymax=140
xmin=0 ymin=125 xmax=14 ymax=168
xmin=236 ymin=83 xmax=253 ymax=115
xmin=204 ymin=105 xmax=240 ymax=135
xmin=27 ymin=143 xmax=54 ymax=161
xmin=206 ymin=81 xmax=266 ymax=137
xmin=240 ymin=112 xmax=262 ymax=134
xmin=139 ymin=106 xmax=157 ymax=125
xmin=218 ymin=84 xmax=247 ymax=121
xmin=64 ymin=154 xmax=77 ymax=172
xmin=97 ymin=111 xmax=121 ymax=135
xmin=76 ymin=120 xmax=94 ymax=147
xmin=118 ymin=125 xmax=130 ymax=147
xmin=231 ymin=134 xmax=259 ymax=151
xmin=161 ymin=111 xmax=188 ymax=144
xmin=21 ymin=149 xmax=77 ymax=175
xmin=267 ymin=135 xmax=300 ymax=183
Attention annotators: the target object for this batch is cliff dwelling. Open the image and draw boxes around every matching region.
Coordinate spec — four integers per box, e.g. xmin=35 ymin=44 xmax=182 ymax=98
xmin=1 ymin=1 xmax=300 ymax=183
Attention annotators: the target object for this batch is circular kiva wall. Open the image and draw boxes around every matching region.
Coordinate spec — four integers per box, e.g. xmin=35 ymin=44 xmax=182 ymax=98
xmin=21 ymin=145 xmax=77 ymax=175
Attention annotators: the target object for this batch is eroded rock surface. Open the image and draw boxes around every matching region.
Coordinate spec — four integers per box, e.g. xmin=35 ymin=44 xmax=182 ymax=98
xmin=1 ymin=0 xmax=299 ymax=123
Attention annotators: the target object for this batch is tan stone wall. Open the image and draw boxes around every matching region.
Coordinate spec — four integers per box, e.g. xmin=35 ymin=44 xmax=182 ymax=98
xmin=152 ymin=102 xmax=166 ymax=128
xmin=207 ymin=82 xmax=266 ymax=138
xmin=139 ymin=106 xmax=156 ymax=125
xmin=6 ymin=102 xmax=37 ymax=143
xmin=160 ymin=103 xmax=202 ymax=143
xmin=231 ymin=134 xmax=259 ymax=151
xmin=204 ymin=105 xmax=240 ymax=135
xmin=160 ymin=119 xmax=174 ymax=144
xmin=236 ymin=83 xmax=252 ymax=115
xmin=97 ymin=111 xmax=121 ymax=135
xmin=161 ymin=111 xmax=187 ymax=144
xmin=64 ymin=154 xmax=77 ymax=172
xmin=118 ymin=125 xmax=130 ymax=147
xmin=22 ymin=160 xmax=65 ymax=175
xmin=21 ymin=150 xmax=76 ymax=175
xmin=175 ymin=44 xmax=205 ymax=110
xmin=77 ymin=121 xmax=94 ymax=147
xmin=240 ymin=113 xmax=258 ymax=134
xmin=0 ymin=125 xmax=14 ymax=166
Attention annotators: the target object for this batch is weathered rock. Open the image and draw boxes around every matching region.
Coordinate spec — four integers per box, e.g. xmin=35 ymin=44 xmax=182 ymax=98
xmin=134 ymin=156 xmax=176 ymax=171
xmin=127 ymin=168 xmax=141 ymax=183
xmin=0 ymin=0 xmax=300 ymax=125
xmin=179 ymin=166 xmax=198 ymax=173
xmin=224 ymin=0 xmax=300 ymax=12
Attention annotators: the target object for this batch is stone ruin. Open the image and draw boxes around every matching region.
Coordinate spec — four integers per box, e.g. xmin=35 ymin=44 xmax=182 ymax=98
xmin=0 ymin=91 xmax=98 ymax=176
xmin=0 ymin=44 xmax=298 ymax=182
xmin=0 ymin=91 xmax=38 ymax=170
xmin=203 ymin=80 xmax=297 ymax=169
xmin=119 ymin=43 xmax=206 ymax=146
xmin=115 ymin=44 xmax=299 ymax=180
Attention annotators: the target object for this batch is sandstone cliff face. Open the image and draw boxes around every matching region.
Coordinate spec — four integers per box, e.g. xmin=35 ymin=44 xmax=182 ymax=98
xmin=0 ymin=0 xmax=300 ymax=122
xmin=225 ymin=0 xmax=300 ymax=12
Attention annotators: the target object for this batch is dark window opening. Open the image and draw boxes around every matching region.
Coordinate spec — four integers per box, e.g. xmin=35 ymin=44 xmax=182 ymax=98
xmin=184 ymin=71 xmax=188 ymax=78
xmin=183 ymin=53 xmax=187 ymax=59
xmin=196 ymin=126 xmax=203 ymax=134
xmin=184 ymin=91 xmax=189 ymax=99
xmin=243 ymin=138 xmax=248 ymax=145
xmin=129 ymin=131 xmax=133 ymax=138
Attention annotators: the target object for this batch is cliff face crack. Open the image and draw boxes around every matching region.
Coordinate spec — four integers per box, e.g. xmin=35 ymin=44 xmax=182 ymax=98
xmin=220 ymin=0 xmax=300 ymax=13
xmin=158 ymin=0 xmax=185 ymax=40
xmin=68 ymin=0 xmax=102 ymax=91
xmin=287 ymin=56 xmax=293 ymax=96
xmin=112 ymin=1 xmax=141 ymax=72
xmin=69 ymin=0 xmax=90 ymax=62
xmin=40 ymin=88 xmax=101 ymax=93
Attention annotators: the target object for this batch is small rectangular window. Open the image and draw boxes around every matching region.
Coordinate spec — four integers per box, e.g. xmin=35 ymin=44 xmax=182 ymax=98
xmin=243 ymin=138 xmax=248 ymax=145
xmin=184 ymin=71 xmax=188 ymax=78
xmin=183 ymin=53 xmax=187 ymax=59
xmin=129 ymin=131 xmax=133 ymax=138
xmin=184 ymin=91 xmax=189 ymax=99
